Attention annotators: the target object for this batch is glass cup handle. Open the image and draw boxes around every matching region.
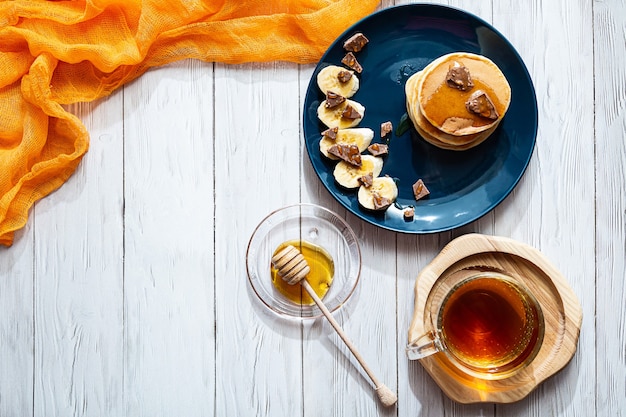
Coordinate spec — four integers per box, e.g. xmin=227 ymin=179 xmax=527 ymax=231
xmin=406 ymin=331 xmax=441 ymax=360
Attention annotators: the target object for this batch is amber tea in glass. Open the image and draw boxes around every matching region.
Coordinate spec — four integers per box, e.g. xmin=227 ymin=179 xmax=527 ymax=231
xmin=407 ymin=271 xmax=544 ymax=380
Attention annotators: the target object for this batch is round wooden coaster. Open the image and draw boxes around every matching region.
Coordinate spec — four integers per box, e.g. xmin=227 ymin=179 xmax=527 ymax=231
xmin=407 ymin=233 xmax=583 ymax=403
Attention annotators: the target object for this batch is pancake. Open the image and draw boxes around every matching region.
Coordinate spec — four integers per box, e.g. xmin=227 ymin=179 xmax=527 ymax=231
xmin=417 ymin=52 xmax=511 ymax=136
xmin=404 ymin=52 xmax=510 ymax=150
xmin=405 ymin=71 xmax=492 ymax=148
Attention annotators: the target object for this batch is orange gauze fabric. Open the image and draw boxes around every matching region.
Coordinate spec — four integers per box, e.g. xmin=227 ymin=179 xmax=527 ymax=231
xmin=0 ymin=0 xmax=380 ymax=246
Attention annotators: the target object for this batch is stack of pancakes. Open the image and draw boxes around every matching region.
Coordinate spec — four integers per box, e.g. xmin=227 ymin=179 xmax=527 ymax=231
xmin=405 ymin=52 xmax=511 ymax=150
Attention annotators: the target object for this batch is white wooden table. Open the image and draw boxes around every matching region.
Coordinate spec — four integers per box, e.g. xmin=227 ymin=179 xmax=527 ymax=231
xmin=1 ymin=0 xmax=624 ymax=416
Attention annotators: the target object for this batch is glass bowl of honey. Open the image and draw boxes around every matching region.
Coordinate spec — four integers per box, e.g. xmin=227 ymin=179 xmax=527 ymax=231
xmin=246 ymin=203 xmax=361 ymax=319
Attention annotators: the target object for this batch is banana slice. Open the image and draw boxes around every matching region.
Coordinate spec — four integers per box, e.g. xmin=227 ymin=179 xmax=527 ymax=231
xmin=320 ymin=128 xmax=374 ymax=159
xmin=357 ymin=176 xmax=398 ymax=210
xmin=333 ymin=155 xmax=383 ymax=189
xmin=317 ymin=65 xmax=359 ymax=98
xmin=317 ymin=99 xmax=365 ymax=129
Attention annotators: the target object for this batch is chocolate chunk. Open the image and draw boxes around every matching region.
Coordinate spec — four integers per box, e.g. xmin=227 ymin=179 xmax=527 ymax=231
xmin=446 ymin=61 xmax=474 ymax=91
xmin=341 ymin=104 xmax=361 ymax=119
xmin=328 ymin=144 xmax=362 ymax=166
xmin=367 ymin=143 xmax=388 ymax=156
xmin=341 ymin=52 xmax=363 ymax=73
xmin=321 ymin=126 xmax=338 ymax=140
xmin=412 ymin=179 xmax=430 ymax=201
xmin=372 ymin=192 xmax=392 ymax=210
xmin=343 ymin=32 xmax=369 ymax=53
xmin=337 ymin=70 xmax=353 ymax=83
xmin=403 ymin=207 xmax=415 ymax=221
xmin=465 ymin=90 xmax=499 ymax=120
xmin=325 ymin=91 xmax=346 ymax=108
xmin=358 ymin=172 xmax=373 ymax=187
xmin=380 ymin=121 xmax=393 ymax=138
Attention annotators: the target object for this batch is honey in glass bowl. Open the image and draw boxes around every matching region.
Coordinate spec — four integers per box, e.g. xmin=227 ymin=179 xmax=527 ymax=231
xmin=271 ymin=240 xmax=334 ymax=305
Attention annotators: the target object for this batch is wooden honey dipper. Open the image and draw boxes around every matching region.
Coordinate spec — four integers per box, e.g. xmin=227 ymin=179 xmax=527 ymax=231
xmin=271 ymin=245 xmax=398 ymax=407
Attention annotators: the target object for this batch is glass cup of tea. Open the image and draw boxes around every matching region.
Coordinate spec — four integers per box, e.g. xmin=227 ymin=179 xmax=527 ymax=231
xmin=406 ymin=269 xmax=545 ymax=380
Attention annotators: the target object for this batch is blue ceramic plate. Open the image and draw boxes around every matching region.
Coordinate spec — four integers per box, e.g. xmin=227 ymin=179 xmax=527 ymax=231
xmin=303 ymin=4 xmax=537 ymax=233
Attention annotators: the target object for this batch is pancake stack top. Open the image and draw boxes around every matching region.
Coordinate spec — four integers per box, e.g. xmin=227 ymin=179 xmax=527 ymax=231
xmin=405 ymin=52 xmax=511 ymax=150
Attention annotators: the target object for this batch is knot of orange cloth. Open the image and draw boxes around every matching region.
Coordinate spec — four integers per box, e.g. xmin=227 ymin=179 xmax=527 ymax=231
xmin=0 ymin=0 xmax=379 ymax=246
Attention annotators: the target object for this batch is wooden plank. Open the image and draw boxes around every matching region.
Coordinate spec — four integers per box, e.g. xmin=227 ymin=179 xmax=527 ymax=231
xmin=213 ymin=61 xmax=302 ymax=417
xmin=299 ymin=2 xmax=399 ymax=415
xmin=299 ymin=212 xmax=399 ymax=416
xmin=0 ymin=210 xmax=33 ymax=416
xmin=123 ymin=60 xmax=215 ymax=416
xmin=31 ymin=91 xmax=125 ymax=416
xmin=594 ymin=0 xmax=626 ymax=416
xmin=394 ymin=0 xmax=595 ymax=416
xmin=395 ymin=1 xmax=497 ymax=416
xmin=492 ymin=0 xmax=595 ymax=416
xmin=451 ymin=0 xmax=496 ymax=238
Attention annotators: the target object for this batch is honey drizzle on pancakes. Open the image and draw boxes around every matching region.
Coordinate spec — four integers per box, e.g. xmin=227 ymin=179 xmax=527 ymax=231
xmin=423 ymin=76 xmax=505 ymax=129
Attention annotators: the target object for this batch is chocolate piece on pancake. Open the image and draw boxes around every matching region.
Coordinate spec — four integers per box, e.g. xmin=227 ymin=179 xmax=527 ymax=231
xmin=446 ymin=61 xmax=474 ymax=91
xmin=466 ymin=90 xmax=499 ymax=120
